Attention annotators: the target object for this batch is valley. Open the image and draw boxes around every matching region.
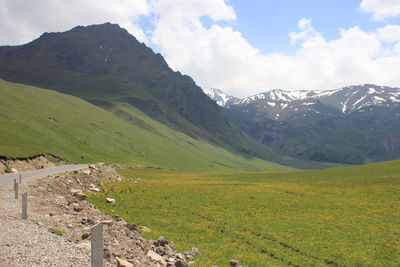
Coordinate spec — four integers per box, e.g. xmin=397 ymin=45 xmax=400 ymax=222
xmin=0 ymin=21 xmax=399 ymax=267
xmin=88 ymin=160 xmax=400 ymax=266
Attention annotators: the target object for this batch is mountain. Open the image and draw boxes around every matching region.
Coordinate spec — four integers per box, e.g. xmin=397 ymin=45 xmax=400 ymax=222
xmin=224 ymin=84 xmax=400 ymax=164
xmin=202 ymin=88 xmax=239 ymax=106
xmin=0 ymin=79 xmax=289 ymax=172
xmin=0 ymin=23 xmax=304 ymax=168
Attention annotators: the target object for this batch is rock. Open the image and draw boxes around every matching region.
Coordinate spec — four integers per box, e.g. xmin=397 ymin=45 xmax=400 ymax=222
xmin=82 ymin=169 xmax=91 ymax=175
xmin=105 ymin=198 xmax=116 ymax=204
xmin=11 ymin=168 xmax=19 ymax=173
xmin=102 ymin=220 xmax=113 ymax=226
xmin=176 ymin=254 xmax=185 ymax=260
xmin=184 ymin=247 xmax=199 ymax=257
xmin=147 ymin=250 xmax=167 ymax=265
xmin=174 ymin=260 xmax=188 ymax=267
xmin=74 ymin=205 xmax=83 ymax=212
xmin=124 ymin=223 xmax=137 ymax=231
xmin=81 ymin=232 xmax=90 ymax=239
xmin=81 ymin=217 xmax=95 ymax=225
xmin=70 ymin=189 xmax=82 ymax=195
xmin=230 ymin=259 xmax=240 ymax=267
xmin=116 ymin=257 xmax=134 ymax=267
xmin=139 ymin=226 xmax=151 ymax=232
xmin=89 ymin=183 xmax=101 ymax=192
xmin=89 ymin=164 xmax=98 ymax=170
xmin=154 ymin=236 xmax=169 ymax=247
xmin=75 ymin=192 xmax=86 ymax=201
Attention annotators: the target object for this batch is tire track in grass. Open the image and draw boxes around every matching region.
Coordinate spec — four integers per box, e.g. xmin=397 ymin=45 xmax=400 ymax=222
xmin=193 ymin=212 xmax=343 ymax=266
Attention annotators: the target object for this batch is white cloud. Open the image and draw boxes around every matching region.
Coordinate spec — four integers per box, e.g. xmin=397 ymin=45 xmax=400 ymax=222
xmin=1 ymin=0 xmax=400 ymax=97
xmin=360 ymin=0 xmax=400 ymax=20
xmin=0 ymin=0 xmax=150 ymax=45
xmin=149 ymin=4 xmax=400 ymax=97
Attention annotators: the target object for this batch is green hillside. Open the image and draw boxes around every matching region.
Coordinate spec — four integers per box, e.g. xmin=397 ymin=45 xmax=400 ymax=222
xmin=89 ymin=160 xmax=400 ymax=266
xmin=0 ymin=79 xmax=289 ymax=172
xmin=0 ymin=23 xmax=285 ymax=164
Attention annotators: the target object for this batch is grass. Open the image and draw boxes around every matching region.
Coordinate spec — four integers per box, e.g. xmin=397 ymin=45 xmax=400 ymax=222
xmin=0 ymin=79 xmax=290 ymax=172
xmin=88 ymin=160 xmax=400 ymax=266
xmin=48 ymin=227 xmax=67 ymax=236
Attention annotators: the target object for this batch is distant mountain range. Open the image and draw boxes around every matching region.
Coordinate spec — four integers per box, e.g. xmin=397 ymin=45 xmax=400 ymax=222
xmin=204 ymin=85 xmax=400 ymax=164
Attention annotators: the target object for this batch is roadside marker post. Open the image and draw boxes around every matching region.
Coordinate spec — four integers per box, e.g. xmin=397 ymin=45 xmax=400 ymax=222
xmin=14 ymin=182 xmax=18 ymax=199
xmin=13 ymin=178 xmax=17 ymax=190
xmin=19 ymin=174 xmax=22 ymax=184
xmin=91 ymin=222 xmax=104 ymax=267
xmin=22 ymin=192 xmax=27 ymax=219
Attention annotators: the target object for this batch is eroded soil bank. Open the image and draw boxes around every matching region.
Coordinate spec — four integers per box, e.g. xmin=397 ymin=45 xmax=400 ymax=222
xmin=0 ymin=154 xmax=57 ymax=174
xmin=27 ymin=163 xmax=196 ymax=266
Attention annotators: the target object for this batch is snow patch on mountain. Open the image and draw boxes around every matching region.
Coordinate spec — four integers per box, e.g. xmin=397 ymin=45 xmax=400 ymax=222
xmin=202 ymin=88 xmax=239 ymax=106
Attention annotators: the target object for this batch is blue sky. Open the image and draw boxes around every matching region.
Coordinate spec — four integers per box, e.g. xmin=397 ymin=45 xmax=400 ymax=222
xmin=1 ymin=0 xmax=400 ymax=96
xmin=220 ymin=0 xmax=400 ymax=54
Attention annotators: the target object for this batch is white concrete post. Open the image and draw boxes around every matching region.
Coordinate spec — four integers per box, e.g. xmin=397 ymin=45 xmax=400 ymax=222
xmin=14 ymin=182 xmax=18 ymax=199
xmin=91 ymin=222 xmax=104 ymax=267
xmin=22 ymin=192 xmax=27 ymax=219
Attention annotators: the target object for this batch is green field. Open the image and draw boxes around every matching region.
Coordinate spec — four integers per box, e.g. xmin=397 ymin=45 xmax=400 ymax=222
xmin=88 ymin=160 xmax=400 ymax=266
xmin=0 ymin=79 xmax=290 ymax=172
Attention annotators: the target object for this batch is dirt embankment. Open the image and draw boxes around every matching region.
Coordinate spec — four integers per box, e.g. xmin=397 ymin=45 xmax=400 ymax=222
xmin=28 ymin=163 xmax=197 ymax=267
xmin=0 ymin=154 xmax=58 ymax=174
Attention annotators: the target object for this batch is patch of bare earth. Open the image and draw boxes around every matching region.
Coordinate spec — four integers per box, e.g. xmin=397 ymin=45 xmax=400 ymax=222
xmin=28 ymin=163 xmax=196 ymax=267
xmin=0 ymin=155 xmax=57 ymax=174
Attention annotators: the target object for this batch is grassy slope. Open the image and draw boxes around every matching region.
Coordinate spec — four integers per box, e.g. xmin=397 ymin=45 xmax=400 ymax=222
xmin=0 ymin=79 xmax=289 ymax=172
xmin=89 ymin=160 xmax=400 ymax=266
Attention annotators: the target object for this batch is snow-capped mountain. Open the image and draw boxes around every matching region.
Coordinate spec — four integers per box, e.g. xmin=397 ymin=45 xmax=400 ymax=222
xmin=202 ymin=88 xmax=239 ymax=106
xmin=224 ymin=84 xmax=400 ymax=165
xmin=231 ymin=84 xmax=400 ymax=120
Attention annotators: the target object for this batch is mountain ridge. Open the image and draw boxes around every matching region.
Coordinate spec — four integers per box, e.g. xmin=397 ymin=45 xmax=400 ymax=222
xmin=204 ymin=84 xmax=400 ymax=164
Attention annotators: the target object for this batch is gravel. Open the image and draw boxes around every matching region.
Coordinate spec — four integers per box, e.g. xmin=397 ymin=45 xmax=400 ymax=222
xmin=0 ymin=175 xmax=91 ymax=267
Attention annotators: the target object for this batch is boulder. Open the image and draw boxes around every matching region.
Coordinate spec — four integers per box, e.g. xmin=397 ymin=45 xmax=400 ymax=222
xmin=105 ymin=198 xmax=116 ymax=204
xmin=70 ymin=189 xmax=82 ymax=195
xmin=147 ymin=250 xmax=167 ymax=265
xmin=174 ymin=260 xmax=188 ymax=267
xmin=139 ymin=226 xmax=151 ymax=232
xmin=184 ymin=247 xmax=199 ymax=257
xmin=74 ymin=205 xmax=83 ymax=212
xmin=230 ymin=259 xmax=240 ymax=267
xmin=82 ymin=169 xmax=91 ymax=175
xmin=88 ymin=164 xmax=98 ymax=170
xmin=89 ymin=183 xmax=101 ymax=192
xmin=75 ymin=192 xmax=86 ymax=201
xmin=11 ymin=168 xmax=19 ymax=173
xmin=102 ymin=220 xmax=113 ymax=226
xmin=116 ymin=257 xmax=133 ymax=267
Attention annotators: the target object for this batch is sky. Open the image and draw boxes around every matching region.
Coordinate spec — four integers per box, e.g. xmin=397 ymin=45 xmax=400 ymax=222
xmin=1 ymin=0 xmax=400 ymax=97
